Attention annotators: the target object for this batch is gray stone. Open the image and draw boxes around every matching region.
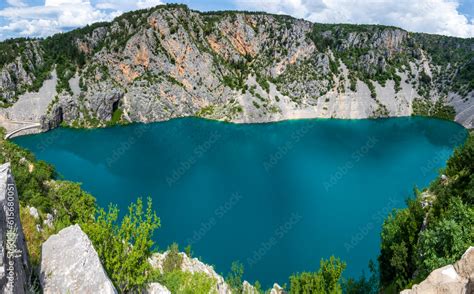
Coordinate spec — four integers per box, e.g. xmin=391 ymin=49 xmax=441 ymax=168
xmin=143 ymin=283 xmax=171 ymax=294
xmin=28 ymin=206 xmax=39 ymax=219
xmin=401 ymin=247 xmax=474 ymax=294
xmin=43 ymin=213 xmax=54 ymax=228
xmin=0 ymin=163 xmax=31 ymax=294
xmin=40 ymin=224 xmax=117 ymax=294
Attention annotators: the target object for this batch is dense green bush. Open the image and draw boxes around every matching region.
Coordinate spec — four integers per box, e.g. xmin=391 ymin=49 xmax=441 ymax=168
xmin=379 ymin=135 xmax=474 ymax=291
xmin=47 ymin=181 xmax=96 ymax=229
xmin=226 ymin=261 xmax=244 ymax=293
xmin=417 ymin=197 xmax=473 ymax=276
xmin=157 ymin=270 xmax=217 ymax=294
xmin=342 ymin=260 xmax=379 ymax=294
xmin=83 ymin=198 xmax=160 ymax=293
xmin=289 ymin=256 xmax=346 ymax=294
xmin=378 ymin=198 xmax=424 ymax=290
xmin=163 ymin=243 xmax=183 ymax=273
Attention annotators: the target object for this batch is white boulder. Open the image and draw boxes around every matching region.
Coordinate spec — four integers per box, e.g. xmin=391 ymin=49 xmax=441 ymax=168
xmin=40 ymin=224 xmax=117 ymax=294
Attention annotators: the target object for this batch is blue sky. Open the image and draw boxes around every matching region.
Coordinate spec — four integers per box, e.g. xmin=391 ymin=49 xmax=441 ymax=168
xmin=0 ymin=0 xmax=473 ymax=40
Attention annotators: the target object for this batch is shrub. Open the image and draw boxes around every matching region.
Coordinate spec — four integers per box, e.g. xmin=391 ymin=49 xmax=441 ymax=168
xmin=83 ymin=198 xmax=160 ymax=293
xmin=163 ymin=243 xmax=183 ymax=273
xmin=158 ymin=270 xmax=217 ymax=294
xmin=290 ymin=256 xmax=346 ymax=294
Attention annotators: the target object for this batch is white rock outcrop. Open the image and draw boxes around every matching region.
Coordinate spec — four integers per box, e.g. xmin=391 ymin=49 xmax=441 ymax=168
xmin=40 ymin=224 xmax=117 ymax=294
xmin=270 ymin=283 xmax=287 ymax=294
xmin=150 ymin=251 xmax=231 ymax=294
xmin=242 ymin=280 xmax=258 ymax=293
xmin=27 ymin=206 xmax=39 ymax=219
xmin=401 ymin=247 xmax=474 ymax=294
xmin=143 ymin=283 xmax=171 ymax=294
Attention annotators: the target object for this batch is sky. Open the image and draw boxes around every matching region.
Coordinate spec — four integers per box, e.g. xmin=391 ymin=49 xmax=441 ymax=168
xmin=0 ymin=0 xmax=473 ymax=40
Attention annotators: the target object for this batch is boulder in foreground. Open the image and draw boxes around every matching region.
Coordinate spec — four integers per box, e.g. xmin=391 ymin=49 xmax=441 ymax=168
xmin=40 ymin=224 xmax=117 ymax=294
xmin=401 ymin=247 xmax=474 ymax=294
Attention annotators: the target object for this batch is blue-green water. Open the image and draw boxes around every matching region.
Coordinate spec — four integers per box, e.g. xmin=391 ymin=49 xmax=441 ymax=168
xmin=14 ymin=117 xmax=467 ymax=286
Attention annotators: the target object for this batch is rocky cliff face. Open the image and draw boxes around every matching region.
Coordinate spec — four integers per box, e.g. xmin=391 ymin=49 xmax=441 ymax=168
xmin=0 ymin=4 xmax=473 ymax=131
xmin=0 ymin=40 xmax=46 ymax=107
xmin=401 ymin=246 xmax=473 ymax=294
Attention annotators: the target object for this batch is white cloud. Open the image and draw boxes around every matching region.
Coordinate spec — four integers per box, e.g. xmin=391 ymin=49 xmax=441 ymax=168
xmin=94 ymin=0 xmax=164 ymax=11
xmin=235 ymin=0 xmax=474 ymax=37
xmin=137 ymin=0 xmax=165 ymax=9
xmin=0 ymin=0 xmax=164 ymax=40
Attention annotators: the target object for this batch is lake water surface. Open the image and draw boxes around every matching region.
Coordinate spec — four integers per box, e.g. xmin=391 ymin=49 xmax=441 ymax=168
xmin=13 ymin=117 xmax=467 ymax=286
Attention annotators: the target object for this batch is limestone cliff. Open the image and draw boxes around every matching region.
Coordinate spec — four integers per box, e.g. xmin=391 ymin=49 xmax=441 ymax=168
xmin=0 ymin=4 xmax=473 ymax=136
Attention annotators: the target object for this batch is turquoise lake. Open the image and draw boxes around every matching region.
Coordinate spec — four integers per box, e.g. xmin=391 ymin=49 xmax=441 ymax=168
xmin=13 ymin=117 xmax=467 ymax=286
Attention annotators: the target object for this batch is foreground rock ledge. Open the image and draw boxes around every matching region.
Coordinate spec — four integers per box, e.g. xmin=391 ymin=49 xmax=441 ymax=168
xmin=150 ymin=251 xmax=232 ymax=294
xmin=401 ymin=246 xmax=474 ymax=294
xmin=40 ymin=224 xmax=117 ymax=294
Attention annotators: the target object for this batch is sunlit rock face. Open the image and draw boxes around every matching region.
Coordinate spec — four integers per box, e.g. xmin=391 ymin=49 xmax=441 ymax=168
xmin=401 ymin=247 xmax=474 ymax=294
xmin=40 ymin=225 xmax=117 ymax=294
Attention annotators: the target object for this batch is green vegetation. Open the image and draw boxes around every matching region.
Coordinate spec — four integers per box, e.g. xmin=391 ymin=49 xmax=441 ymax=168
xmin=0 ymin=129 xmax=159 ymax=292
xmin=107 ymin=108 xmax=125 ymax=126
xmin=157 ymin=270 xmax=217 ymax=294
xmin=226 ymin=261 xmax=244 ymax=293
xmin=379 ymin=134 xmax=474 ymax=292
xmin=342 ymin=260 xmax=379 ymax=294
xmin=0 ymin=38 xmax=35 ymax=67
xmin=196 ymin=105 xmax=216 ymax=117
xmin=413 ymin=33 xmax=474 ymax=95
xmin=83 ymin=198 xmax=160 ymax=292
xmin=163 ymin=243 xmax=183 ymax=273
xmin=309 ymin=23 xmax=411 ymax=91
xmin=47 ymin=181 xmax=96 ymax=229
xmin=289 ymin=256 xmax=346 ymax=293
xmin=0 ymin=4 xmax=472 ymax=292
xmin=19 ymin=206 xmax=55 ymax=266
xmin=308 ymin=23 xmax=474 ymax=97
xmin=1 ymin=123 xmax=473 ymax=294
xmin=412 ymin=98 xmax=456 ymax=120
xmin=152 ymin=242 xmax=219 ymax=293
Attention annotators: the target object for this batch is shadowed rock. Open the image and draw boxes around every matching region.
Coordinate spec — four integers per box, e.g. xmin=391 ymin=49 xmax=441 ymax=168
xmin=0 ymin=163 xmax=31 ymax=294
